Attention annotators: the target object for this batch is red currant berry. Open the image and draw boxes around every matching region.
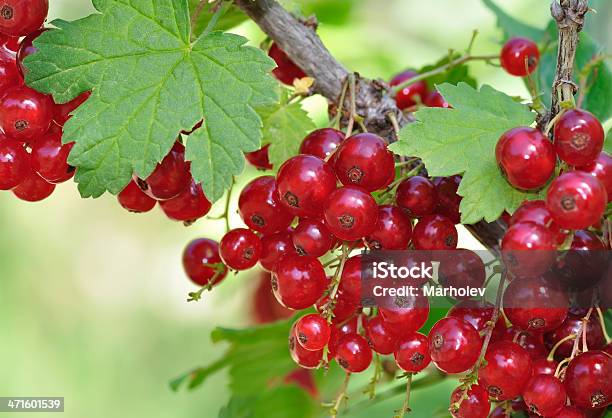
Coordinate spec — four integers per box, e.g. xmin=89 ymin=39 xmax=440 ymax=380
xmin=276 ymin=155 xmax=337 ymax=217
xmin=379 ymin=293 xmax=430 ymax=337
xmin=333 ymin=133 xmax=395 ymax=192
xmin=159 ymin=179 xmax=211 ymax=223
xmin=324 ymin=186 xmax=378 ymax=241
xmin=433 ymin=175 xmax=462 ymax=224
xmin=363 ymin=315 xmax=399 ymax=355
xmin=438 ymin=249 xmax=486 ymax=297
xmin=578 ymin=152 xmax=612 ymax=202
xmin=12 ymin=168 xmax=54 ymax=201
xmin=544 ymin=315 xmax=605 ymax=360
xmin=268 ymin=43 xmax=306 ymax=85
xmin=412 ymin=214 xmax=457 ymax=250
xmin=510 ymin=199 xmax=566 ymax=245
xmin=496 ymin=127 xmax=555 ymax=190
xmin=327 ymin=317 xmax=358 ymax=358
xmin=30 ymin=132 xmax=75 ymax=183
xmin=423 ymin=91 xmax=451 ymax=108
xmin=556 ymin=406 xmax=588 ymax=418
xmin=117 ymin=180 xmax=156 ymax=213
xmin=335 ymin=333 xmax=372 ymax=373
xmin=478 ymin=341 xmax=533 ymax=401
xmin=546 ymin=171 xmax=607 ymax=230
xmin=554 ymin=109 xmax=604 ymax=166
xmin=0 ymin=135 xmax=29 ymax=190
xmin=501 ymin=221 xmax=556 ymax=278
xmin=16 ymin=27 xmax=45 ymax=76
xmin=245 ymin=144 xmax=273 ymax=170
xmin=259 ymin=231 xmax=296 ymax=272
xmin=299 ymin=128 xmax=345 ymax=160
xmin=0 ymin=47 xmax=20 ymax=91
xmin=291 ymin=218 xmax=334 ymax=257
xmin=449 ymin=384 xmax=490 ymax=418
xmin=337 ymin=255 xmax=362 ymax=303
xmin=532 ymin=357 xmax=558 ymax=376
xmin=394 ymin=332 xmax=431 ymax=373
xmin=396 ymin=175 xmax=437 ymax=217
xmin=501 ymin=328 xmax=548 ymax=359
xmin=219 ymin=228 xmax=262 ymax=271
xmin=564 ymin=351 xmax=611 ymax=409
xmin=0 ymin=85 xmax=53 ymax=142
xmin=182 ymin=238 xmax=227 ymax=287
xmin=238 ymin=176 xmax=294 ymax=234
xmin=500 ymin=37 xmax=540 ymax=76
xmin=272 ymin=254 xmax=327 ymax=310
xmin=136 ymin=142 xmax=191 ymax=201
xmin=0 ymin=0 xmax=48 ymax=37
xmin=0 ymin=33 xmax=19 ymax=52
xmin=289 ymin=326 xmax=322 ymax=369
xmin=295 ymin=314 xmax=331 ymax=351
xmin=429 ymin=317 xmax=482 ymax=374
xmin=389 ymin=70 xmax=428 ymax=110
xmin=523 ymin=374 xmax=566 ymax=417
xmin=365 ymin=205 xmax=412 ymax=250
xmin=448 ymin=300 xmax=506 ymax=339
xmin=53 ymin=91 xmax=90 ymax=126
xmin=317 ymin=289 xmax=360 ymax=324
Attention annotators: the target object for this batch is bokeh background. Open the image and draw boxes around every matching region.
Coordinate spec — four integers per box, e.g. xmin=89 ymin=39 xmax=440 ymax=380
xmin=0 ymin=1 xmax=610 ymax=417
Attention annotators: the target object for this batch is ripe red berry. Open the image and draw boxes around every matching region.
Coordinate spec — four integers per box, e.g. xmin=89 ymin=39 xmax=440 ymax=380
xmin=501 ymin=328 xmax=548 ymax=360
xmin=53 ymin=91 xmax=90 ymax=126
xmin=291 ymin=218 xmax=334 ymax=257
xmin=365 ymin=205 xmax=412 ymax=250
xmin=496 ymin=127 xmax=555 ymax=190
xmin=396 ymin=175 xmax=437 ymax=217
xmin=554 ymin=109 xmax=604 ymax=166
xmin=337 ymin=255 xmax=362 ymax=304
xmin=334 ymin=333 xmax=372 ymax=373
xmin=545 ymin=315 xmax=605 ymax=360
xmin=136 ymin=142 xmax=191 ymax=201
xmin=364 ymin=315 xmax=399 ymax=355
xmin=510 ymin=199 xmax=566 ymax=245
xmin=0 ymin=47 xmax=20 ymax=91
xmin=449 ymin=384 xmax=490 ymax=418
xmin=272 ymin=255 xmax=327 ymax=310
xmin=564 ymin=351 xmax=611 ymax=409
xmin=0 ymin=33 xmax=19 ymax=52
xmin=0 ymin=85 xmax=53 ymax=142
xmin=299 ymin=128 xmax=345 ymax=160
xmin=423 ymin=91 xmax=451 ymax=108
xmin=433 ymin=175 xmax=462 ymax=224
xmin=500 ymin=37 xmax=540 ymax=76
xmin=16 ymin=27 xmax=45 ymax=76
xmin=295 ymin=314 xmax=331 ymax=351
xmin=578 ymin=152 xmax=612 ymax=202
xmin=324 ymin=186 xmax=379 ymax=241
xmin=182 ymin=238 xmax=227 ymax=287
xmin=379 ymin=293 xmax=430 ymax=337
xmin=438 ymin=249 xmax=486 ymax=296
xmin=0 ymin=135 xmax=29 ymax=190
xmin=117 ymin=180 xmax=156 ymax=213
xmin=478 ymin=341 xmax=533 ymax=401
xmin=412 ymin=214 xmax=457 ymax=250
xmin=219 ymin=228 xmax=262 ymax=271
xmin=245 ymin=144 xmax=273 ymax=170
xmin=276 ymin=155 xmax=337 ymax=217
xmin=532 ymin=358 xmax=558 ymax=375
xmin=546 ymin=171 xmax=607 ymax=230
xmin=252 ymin=272 xmax=293 ymax=324
xmin=389 ymin=70 xmax=428 ymax=109
xmin=448 ymin=300 xmax=506 ymax=339
xmin=556 ymin=406 xmax=588 ymax=418
xmin=327 ymin=317 xmax=358 ymax=358
xmin=501 ymin=221 xmax=556 ymax=278
xmin=428 ymin=317 xmax=482 ymax=374
xmin=289 ymin=326 xmax=323 ymax=369
xmin=159 ymin=179 xmax=211 ymax=222
xmin=268 ymin=43 xmax=306 ymax=85
xmin=259 ymin=231 xmax=296 ymax=272
xmin=30 ymin=132 xmax=75 ymax=183
xmin=12 ymin=168 xmax=53 ymax=203
xmin=238 ymin=176 xmax=294 ymax=234
xmin=0 ymin=0 xmax=48 ymax=37
xmin=523 ymin=374 xmax=566 ymax=417
xmin=333 ymin=133 xmax=395 ymax=192
xmin=394 ymin=332 xmax=430 ymax=373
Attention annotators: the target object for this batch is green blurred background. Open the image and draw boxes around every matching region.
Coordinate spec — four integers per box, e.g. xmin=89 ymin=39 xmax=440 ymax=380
xmin=0 ymin=1 xmax=610 ymax=417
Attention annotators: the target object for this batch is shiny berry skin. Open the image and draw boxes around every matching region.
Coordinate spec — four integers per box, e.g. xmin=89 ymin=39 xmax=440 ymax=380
xmin=272 ymin=255 xmax=327 ymax=310
xmin=365 ymin=205 xmax=412 ymax=250
xmin=502 ymin=276 xmax=568 ymax=332
xmin=546 ymin=171 xmax=607 ymax=230
xmin=136 ymin=143 xmax=191 ymax=201
xmin=510 ymin=199 xmax=566 ymax=245
xmin=523 ymin=374 xmax=566 ymax=417
xmin=276 ymin=155 xmax=337 ymax=217
xmin=289 ymin=327 xmax=323 ymax=369
xmin=53 ymin=91 xmax=90 ymax=126
xmin=0 ymin=33 xmax=18 ymax=52
xmin=238 ymin=176 xmax=294 ymax=234
xmin=478 ymin=341 xmax=533 ymax=401
xmin=268 ymin=43 xmax=306 ymax=85
xmin=532 ymin=358 xmax=558 ymax=375
xmin=12 ymin=169 xmax=54 ymax=201
xmin=30 ymin=132 xmax=75 ymax=183
xmin=564 ymin=351 xmax=611 ymax=409
xmin=396 ymin=176 xmax=437 ymax=217
xmin=412 ymin=214 xmax=457 ymax=250
xmin=117 ymin=180 xmax=156 ymax=213
xmin=299 ymin=128 xmax=345 ymax=160
xmin=502 ymin=328 xmax=548 ymax=360
xmin=291 ymin=218 xmax=334 ymax=257
xmin=337 ymin=255 xmax=362 ymax=304
xmin=390 ymin=70 xmax=428 ymax=109
xmin=394 ymin=332 xmax=430 ymax=373
xmin=433 ymin=175 xmax=462 ymax=224
xmin=545 ymin=315 xmax=605 ymax=361
xmin=0 ymin=85 xmax=53 ymax=142
xmin=219 ymin=228 xmax=262 ymax=271
xmin=182 ymin=238 xmax=227 ymax=287
xmin=578 ymin=152 xmax=612 ymax=202
xmin=0 ymin=135 xmax=29 ymax=190
xmin=0 ymin=47 xmax=20 ymax=91
xmin=333 ymin=133 xmax=395 ymax=192
xmin=556 ymin=406 xmax=587 ymax=418
xmin=554 ymin=109 xmax=604 ymax=166
xmin=259 ymin=231 xmax=296 ymax=272
xmin=159 ymin=180 xmax=211 ymax=222
xmin=327 ymin=317 xmax=358 ymax=358
xmin=334 ymin=333 xmax=372 ymax=373
xmin=324 ymin=186 xmax=378 ymax=241
xmin=501 ymin=221 xmax=556 ymax=278
xmin=245 ymin=144 xmax=273 ymax=170
xmin=295 ymin=314 xmax=330 ymax=351
xmin=16 ymin=28 xmax=45 ymax=76
xmin=449 ymin=384 xmax=490 ymax=418
xmin=500 ymin=37 xmax=540 ymax=76
xmin=438 ymin=249 xmax=486 ymax=296
xmin=428 ymin=317 xmax=482 ymax=374
xmin=0 ymin=0 xmax=48 ymax=37
xmin=379 ymin=293 xmax=430 ymax=337
xmin=496 ymin=127 xmax=555 ymax=190
xmin=423 ymin=91 xmax=451 ymax=108
xmin=364 ymin=315 xmax=399 ymax=355
xmin=448 ymin=300 xmax=506 ymax=339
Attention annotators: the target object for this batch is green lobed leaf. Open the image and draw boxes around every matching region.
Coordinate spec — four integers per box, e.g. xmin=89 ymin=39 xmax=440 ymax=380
xmin=418 ymin=54 xmax=477 ymax=91
xmin=219 ymin=386 xmax=316 ymax=418
xmin=390 ymin=83 xmax=542 ymax=224
xmin=24 ymin=0 xmax=277 ymax=200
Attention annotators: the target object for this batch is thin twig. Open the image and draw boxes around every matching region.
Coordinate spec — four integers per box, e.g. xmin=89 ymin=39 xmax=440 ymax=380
xmin=394 ymin=373 xmax=413 ymax=418
xmin=330 ymin=372 xmax=351 ymax=418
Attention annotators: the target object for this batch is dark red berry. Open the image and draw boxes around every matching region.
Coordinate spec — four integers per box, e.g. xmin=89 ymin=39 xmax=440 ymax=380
xmin=268 ymin=43 xmax=306 ymax=85
xmin=412 ymin=214 xmax=457 ymax=250
xmin=30 ymin=132 xmax=75 ymax=183
xmin=554 ymin=109 xmax=604 ymax=166
xmin=394 ymin=332 xmax=430 ymax=373
xmin=389 ymin=70 xmax=428 ymax=109
xmin=0 ymin=0 xmax=48 ymax=37
xmin=238 ymin=176 xmax=294 ymax=234
xmin=433 ymin=175 xmax=462 ymax=224
xmin=245 ymin=144 xmax=273 ymax=170
xmin=219 ymin=228 xmax=262 ymax=271
xmin=0 ymin=47 xmax=20 ymax=91
xmin=510 ymin=199 xmax=566 ymax=245
xmin=578 ymin=152 xmax=612 ymax=202
xmin=449 ymin=384 xmax=490 ymax=418
xmin=136 ymin=142 xmax=191 ymax=201
xmin=438 ymin=249 xmax=486 ymax=297
xmin=365 ymin=205 xmax=413 ymax=250
xmin=501 ymin=221 xmax=556 ymax=278
xmin=289 ymin=325 xmax=323 ymax=369
xmin=159 ymin=179 xmax=211 ymax=222
xmin=556 ymin=406 xmax=588 ymax=418
xmin=0 ymin=135 xmax=29 ymax=190
xmin=12 ymin=168 xmax=54 ymax=201
xmin=379 ymin=292 xmax=430 ymax=337
xmin=53 ymin=91 xmax=90 ymax=126
xmin=0 ymin=85 xmax=53 ymax=142
xmin=337 ymin=255 xmax=362 ymax=305
xmin=272 ymin=255 xmax=327 ymax=310
xmin=396 ymin=175 xmax=437 ymax=217
xmin=428 ymin=317 xmax=482 ymax=374
xmin=423 ymin=91 xmax=451 ymax=108
xmin=364 ymin=315 xmax=399 ymax=355
xmin=252 ymin=272 xmax=293 ymax=324
xmin=300 ymin=128 xmax=345 ymax=160
xmin=327 ymin=317 xmax=358 ymax=358
xmin=16 ymin=27 xmax=45 ymax=76
xmin=335 ymin=333 xmax=372 ymax=373
xmin=182 ymin=238 xmax=227 ymax=287
xmin=117 ymin=180 xmax=156 ymax=213
xmin=544 ymin=315 xmax=605 ymax=360
xmin=501 ymin=328 xmax=548 ymax=360
xmin=259 ymin=231 xmax=296 ymax=272
xmin=295 ymin=314 xmax=331 ymax=351
xmin=496 ymin=127 xmax=555 ymax=190
xmin=0 ymin=33 xmax=19 ymax=52
xmin=291 ymin=218 xmax=334 ymax=257
xmin=478 ymin=341 xmax=533 ymax=401
xmin=532 ymin=357 xmax=558 ymax=375
xmin=324 ymin=186 xmax=379 ymax=241
xmin=564 ymin=351 xmax=611 ymax=409
xmin=500 ymin=37 xmax=540 ymax=76
xmin=523 ymin=374 xmax=566 ymax=417
xmin=448 ymin=300 xmax=506 ymax=340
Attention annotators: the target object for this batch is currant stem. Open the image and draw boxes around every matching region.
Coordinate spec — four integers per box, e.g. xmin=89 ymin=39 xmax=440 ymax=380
xmin=332 ymin=78 xmax=350 ymax=130
xmin=547 ymin=333 xmax=577 ymax=361
xmin=187 ymin=268 xmax=224 ymax=302
xmin=595 ymin=307 xmax=612 ymax=344
xmin=201 ymin=0 xmax=229 ymax=37
xmin=220 ymin=177 xmax=235 ymax=233
xmin=364 ymin=354 xmax=382 ymax=400
xmin=330 ymin=372 xmax=351 ymax=418
xmin=322 ymin=244 xmax=351 ymax=323
xmin=345 ymin=73 xmax=358 ymax=137
xmin=394 ymin=373 xmax=413 ymax=418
